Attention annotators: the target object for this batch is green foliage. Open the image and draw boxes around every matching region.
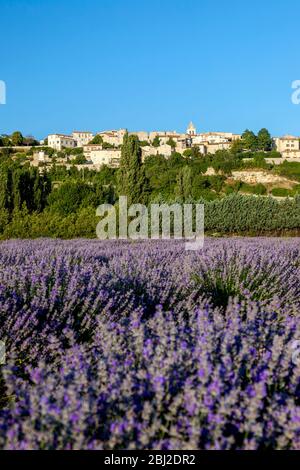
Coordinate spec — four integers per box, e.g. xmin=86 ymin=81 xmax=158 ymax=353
xmin=257 ymin=128 xmax=272 ymax=151
xmin=117 ymin=133 xmax=149 ymax=204
xmin=0 ymin=148 xmax=13 ymax=158
xmin=0 ymin=209 xmax=9 ymax=233
xmin=175 ymin=166 xmax=192 ymax=200
xmin=0 ymin=205 xmax=98 ymax=239
xmin=46 ymin=163 xmax=117 ymax=187
xmin=183 ymin=147 xmax=203 ymax=160
xmin=251 ymin=154 xmax=269 ymax=169
xmin=241 ymin=129 xmax=258 ymax=151
xmin=2 ymin=193 xmax=300 ymax=238
xmin=240 ymin=182 xmax=267 ymax=195
xmin=87 ymin=134 xmax=114 ymax=148
xmin=230 ymin=139 xmax=244 ymax=154
xmin=291 ymin=184 xmax=300 ymax=195
xmin=0 ymin=131 xmax=38 ymax=148
xmin=39 ymin=146 xmax=55 ymax=157
xmin=72 ymin=154 xmax=88 ymax=164
xmin=203 ymin=194 xmax=300 ymax=233
xmin=152 ymin=136 xmax=160 ymax=147
xmin=88 ymin=135 xmax=103 ymax=145
xmin=166 ymin=137 xmax=176 ymax=149
xmin=69 ymin=147 xmax=84 ymax=155
xmin=47 ymin=181 xmax=114 ymax=216
xmin=0 ymin=165 xmax=51 ymax=214
xmin=240 ymin=154 xmax=270 ymax=170
xmin=1 ymin=133 xmax=300 ymax=238
xmin=271 ymin=187 xmax=292 ymax=197
xmin=11 ymin=131 xmax=24 ymax=146
xmin=0 ymin=135 xmax=11 ymax=147
xmin=276 ymin=161 xmax=300 ymax=181
xmin=210 ymin=150 xmax=241 ymax=175
xmin=209 ymin=175 xmax=226 ymax=193
xmin=266 ymin=150 xmax=281 ymax=158
xmin=239 ymin=128 xmax=272 ymax=152
xmin=23 ymin=135 xmax=39 ymax=146
xmin=102 ymin=142 xmax=115 ymax=149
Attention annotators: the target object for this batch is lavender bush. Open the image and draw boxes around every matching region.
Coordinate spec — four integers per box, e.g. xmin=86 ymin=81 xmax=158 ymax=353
xmin=0 ymin=238 xmax=300 ymax=449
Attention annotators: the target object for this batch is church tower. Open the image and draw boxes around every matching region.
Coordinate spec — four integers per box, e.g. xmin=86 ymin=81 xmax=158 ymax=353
xmin=186 ymin=121 xmax=196 ymax=136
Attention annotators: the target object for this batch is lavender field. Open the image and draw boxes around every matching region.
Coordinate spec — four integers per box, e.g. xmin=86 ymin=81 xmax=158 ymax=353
xmin=0 ymin=238 xmax=300 ymax=449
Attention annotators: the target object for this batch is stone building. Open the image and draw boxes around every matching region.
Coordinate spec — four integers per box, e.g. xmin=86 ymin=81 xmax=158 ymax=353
xmin=47 ymin=122 xmax=245 ymax=159
xmin=83 ymin=144 xmax=103 ymax=160
xmin=96 ymin=129 xmax=127 ymax=146
xmin=83 ymin=145 xmax=121 ymax=167
xmin=48 ymin=134 xmax=77 ymax=151
xmin=186 ymin=121 xmax=196 ymax=136
xmin=190 ymin=131 xmax=241 ymax=155
xmin=141 ymin=144 xmax=173 ymax=160
xmin=72 ymin=131 xmax=94 ymax=147
xmin=274 ymin=135 xmax=300 ymax=154
xmin=149 ymin=130 xmax=186 ymax=144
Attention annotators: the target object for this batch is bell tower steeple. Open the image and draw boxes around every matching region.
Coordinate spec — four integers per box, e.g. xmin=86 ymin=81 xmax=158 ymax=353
xmin=186 ymin=121 xmax=196 ymax=136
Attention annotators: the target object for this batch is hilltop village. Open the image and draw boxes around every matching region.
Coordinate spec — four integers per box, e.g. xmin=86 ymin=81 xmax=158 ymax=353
xmin=40 ymin=123 xmax=300 ymax=169
xmin=1 ymin=123 xmax=300 ymax=172
xmin=44 ymin=123 xmax=241 ymax=168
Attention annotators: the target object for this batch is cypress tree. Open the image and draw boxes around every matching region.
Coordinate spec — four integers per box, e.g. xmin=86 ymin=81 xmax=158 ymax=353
xmin=175 ymin=166 xmax=192 ymax=200
xmin=117 ymin=132 xmax=149 ymax=205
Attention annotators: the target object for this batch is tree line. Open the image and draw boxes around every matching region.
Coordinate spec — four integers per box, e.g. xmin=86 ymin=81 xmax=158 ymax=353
xmin=0 ymin=131 xmax=39 ymax=147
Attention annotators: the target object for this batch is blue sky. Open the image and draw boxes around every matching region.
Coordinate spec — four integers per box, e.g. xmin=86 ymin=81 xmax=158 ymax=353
xmin=0 ymin=0 xmax=300 ymax=139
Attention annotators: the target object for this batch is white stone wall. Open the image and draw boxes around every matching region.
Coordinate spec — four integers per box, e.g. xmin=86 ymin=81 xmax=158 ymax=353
xmin=231 ymin=170 xmax=294 ymax=185
xmin=142 ymin=144 xmax=173 ymax=159
xmin=83 ymin=144 xmax=103 ymax=160
xmin=89 ymin=149 xmax=121 ymax=167
xmin=264 ymin=156 xmax=300 ymax=165
xmin=192 ymin=133 xmax=229 ymax=145
xmin=48 ymin=134 xmax=77 ymax=151
xmin=274 ymin=136 xmax=300 ymax=153
xmin=96 ymin=129 xmax=127 ymax=146
xmin=72 ymin=132 xmax=94 ymax=147
xmin=206 ymin=142 xmax=231 ymax=154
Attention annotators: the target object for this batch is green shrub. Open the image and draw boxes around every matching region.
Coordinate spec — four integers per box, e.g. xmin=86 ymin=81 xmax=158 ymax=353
xmin=241 ymin=182 xmax=267 ymax=195
xmin=271 ymin=187 xmax=292 ymax=197
xmin=276 ymin=162 xmax=300 ymax=181
xmin=292 ymin=184 xmax=300 ymax=195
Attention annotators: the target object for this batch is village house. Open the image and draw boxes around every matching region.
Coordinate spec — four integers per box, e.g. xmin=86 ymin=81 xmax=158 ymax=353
xmin=141 ymin=144 xmax=173 ymax=160
xmin=96 ymin=129 xmax=127 ymax=146
xmin=48 ymin=134 xmax=77 ymax=151
xmin=71 ymin=131 xmax=94 ymax=147
xmin=274 ymin=135 xmax=300 ymax=157
xmin=190 ymin=130 xmax=241 ymax=155
xmin=82 ymin=144 xmax=103 ymax=160
xmin=83 ymin=145 xmax=121 ymax=167
xmin=149 ymin=130 xmax=186 ymax=144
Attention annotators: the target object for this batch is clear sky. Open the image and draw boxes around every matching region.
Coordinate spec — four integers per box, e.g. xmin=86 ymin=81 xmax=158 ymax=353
xmin=1 ymin=0 xmax=300 ymax=139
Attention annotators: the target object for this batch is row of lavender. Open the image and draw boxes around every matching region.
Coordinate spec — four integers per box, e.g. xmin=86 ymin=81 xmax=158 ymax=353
xmin=0 ymin=238 xmax=300 ymax=449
